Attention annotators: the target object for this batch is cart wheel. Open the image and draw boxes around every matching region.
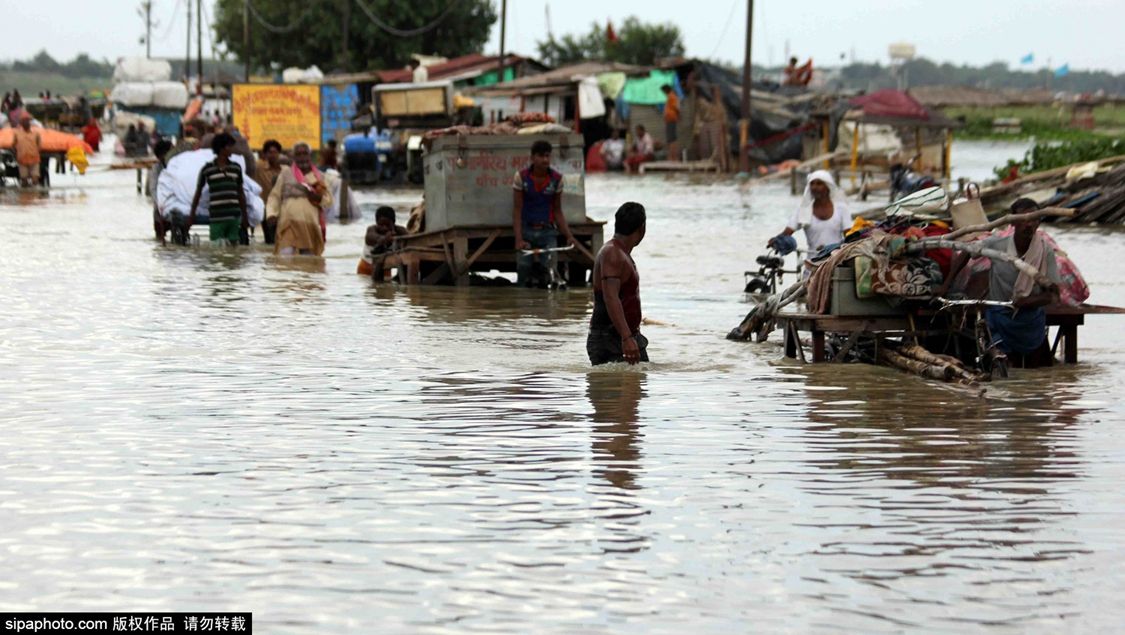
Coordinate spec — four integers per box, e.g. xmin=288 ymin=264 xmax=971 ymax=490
xmin=744 ymin=277 xmax=769 ymax=294
xmin=171 ymin=225 xmax=189 ymax=246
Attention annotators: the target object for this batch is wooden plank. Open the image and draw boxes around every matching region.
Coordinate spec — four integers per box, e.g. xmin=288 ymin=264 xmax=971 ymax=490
xmin=788 ymin=322 xmax=807 ymax=364
xmin=452 ymin=236 xmax=469 ymax=287
xmin=640 ymin=160 xmax=719 ymax=174
xmin=458 ymin=230 xmax=502 ymax=276
xmin=422 ymin=263 xmax=451 ymax=285
xmin=1063 ymin=324 xmax=1078 ymax=364
xmin=831 ymin=330 xmax=863 ymax=363
xmin=755 ymin=151 xmax=846 ymax=182
xmin=811 ymin=330 xmax=826 ymax=362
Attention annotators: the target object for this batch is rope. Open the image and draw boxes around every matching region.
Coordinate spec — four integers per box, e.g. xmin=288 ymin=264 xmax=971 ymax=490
xmin=246 ymin=1 xmax=310 ymax=35
xmin=353 ymin=0 xmax=466 ymax=37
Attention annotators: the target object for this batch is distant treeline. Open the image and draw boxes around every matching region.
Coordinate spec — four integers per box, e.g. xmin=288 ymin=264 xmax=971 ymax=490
xmin=5 ymin=49 xmax=1124 ymax=95
xmin=0 ymin=51 xmax=113 ymax=78
xmin=832 ymin=58 xmax=1125 ymax=94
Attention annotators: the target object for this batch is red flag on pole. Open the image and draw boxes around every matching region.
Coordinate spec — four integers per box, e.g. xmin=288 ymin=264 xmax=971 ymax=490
xmin=606 ymin=20 xmax=619 ymax=43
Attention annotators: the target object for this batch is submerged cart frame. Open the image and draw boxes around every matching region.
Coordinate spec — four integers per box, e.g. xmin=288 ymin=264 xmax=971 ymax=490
xmin=374 ymin=221 xmax=605 ymax=286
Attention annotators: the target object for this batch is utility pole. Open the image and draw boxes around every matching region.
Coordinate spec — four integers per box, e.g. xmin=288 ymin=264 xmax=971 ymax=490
xmin=498 ymin=0 xmax=507 ymax=82
xmin=185 ymin=0 xmax=192 ymax=81
xmin=196 ymin=0 xmax=203 ymax=96
xmin=340 ymin=0 xmax=351 ymax=71
xmin=243 ymin=0 xmax=250 ymax=81
xmin=139 ymin=1 xmax=154 ymax=59
xmin=739 ymin=0 xmax=754 ymax=173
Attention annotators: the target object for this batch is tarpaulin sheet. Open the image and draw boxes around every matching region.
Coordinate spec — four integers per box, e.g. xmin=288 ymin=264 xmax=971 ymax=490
xmin=849 ymin=89 xmax=930 ymax=120
xmin=621 ymin=70 xmax=682 ymax=105
xmin=0 ymin=126 xmax=93 ymax=153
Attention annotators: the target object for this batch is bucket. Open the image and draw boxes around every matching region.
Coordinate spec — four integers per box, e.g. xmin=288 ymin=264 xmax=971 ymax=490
xmin=950 ymin=182 xmax=987 ymax=238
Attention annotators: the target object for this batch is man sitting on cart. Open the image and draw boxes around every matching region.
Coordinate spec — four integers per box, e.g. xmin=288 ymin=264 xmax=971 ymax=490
xmin=512 ymin=140 xmax=581 ymax=287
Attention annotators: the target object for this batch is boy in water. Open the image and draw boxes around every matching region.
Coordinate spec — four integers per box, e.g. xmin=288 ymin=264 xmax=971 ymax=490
xmin=359 ymin=206 xmax=407 ymax=278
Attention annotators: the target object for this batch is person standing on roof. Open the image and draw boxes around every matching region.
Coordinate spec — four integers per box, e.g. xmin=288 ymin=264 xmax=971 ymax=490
xmin=782 ymin=57 xmax=814 ymax=86
xmin=409 ymin=59 xmax=428 ymax=83
xmin=768 ymin=169 xmax=852 ymax=255
xmin=512 ymin=140 xmax=583 ymax=287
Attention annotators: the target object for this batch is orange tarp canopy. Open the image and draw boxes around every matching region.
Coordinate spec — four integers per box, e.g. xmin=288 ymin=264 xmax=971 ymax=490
xmin=0 ymin=126 xmax=94 ymax=153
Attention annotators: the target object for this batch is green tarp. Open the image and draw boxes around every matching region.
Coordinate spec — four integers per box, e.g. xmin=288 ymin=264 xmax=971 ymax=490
xmin=470 ymin=67 xmax=516 ymax=88
xmin=596 ymin=72 xmax=627 ymax=100
xmin=621 ymin=70 xmax=678 ymax=105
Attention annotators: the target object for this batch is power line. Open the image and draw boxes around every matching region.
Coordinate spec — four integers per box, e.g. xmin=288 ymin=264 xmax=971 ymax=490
xmin=353 ymin=0 xmax=465 ymax=38
xmin=246 ymin=1 xmax=311 ymax=35
xmin=706 ymin=0 xmax=742 ymax=60
xmin=158 ymin=0 xmax=183 ymax=43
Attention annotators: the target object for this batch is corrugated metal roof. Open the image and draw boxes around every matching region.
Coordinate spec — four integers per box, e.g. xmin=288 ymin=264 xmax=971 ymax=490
xmin=473 ymin=62 xmax=648 ymax=96
xmin=376 ymin=54 xmax=529 ymax=84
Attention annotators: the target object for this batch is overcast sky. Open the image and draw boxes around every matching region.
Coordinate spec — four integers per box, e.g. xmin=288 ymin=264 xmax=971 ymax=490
xmin=3 ymin=0 xmax=1123 ymax=73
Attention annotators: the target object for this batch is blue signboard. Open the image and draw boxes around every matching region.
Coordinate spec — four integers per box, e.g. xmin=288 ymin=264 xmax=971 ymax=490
xmin=320 ymin=84 xmax=360 ymax=147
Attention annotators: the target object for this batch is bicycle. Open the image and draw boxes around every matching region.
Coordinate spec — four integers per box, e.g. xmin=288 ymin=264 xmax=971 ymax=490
xmin=936 ymin=298 xmax=1010 ymax=379
xmin=744 ymin=248 xmax=803 ymax=295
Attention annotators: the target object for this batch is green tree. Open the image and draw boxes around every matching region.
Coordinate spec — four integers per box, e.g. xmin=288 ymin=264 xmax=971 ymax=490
xmin=212 ymin=0 xmax=497 ymax=74
xmin=62 ymin=54 xmax=113 ymax=79
xmin=537 ymin=16 xmax=684 ymax=67
xmin=13 ymin=50 xmax=62 ymax=73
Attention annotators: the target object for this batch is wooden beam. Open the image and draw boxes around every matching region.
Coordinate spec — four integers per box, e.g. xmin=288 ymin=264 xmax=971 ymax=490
xmin=456 ymin=229 xmax=502 ymax=277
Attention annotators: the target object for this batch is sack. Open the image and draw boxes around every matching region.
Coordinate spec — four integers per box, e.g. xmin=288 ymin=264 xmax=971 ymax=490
xmin=113 ymin=57 xmax=172 ymax=83
xmin=854 ymin=256 xmax=876 ymax=298
xmin=110 ymin=82 xmax=154 ymax=107
xmin=151 ymin=81 xmax=189 ymax=109
xmin=885 ymin=186 xmax=948 ymax=218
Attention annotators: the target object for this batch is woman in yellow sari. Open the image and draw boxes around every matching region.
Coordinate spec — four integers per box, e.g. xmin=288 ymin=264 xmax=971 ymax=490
xmin=266 ymin=142 xmax=332 ymax=255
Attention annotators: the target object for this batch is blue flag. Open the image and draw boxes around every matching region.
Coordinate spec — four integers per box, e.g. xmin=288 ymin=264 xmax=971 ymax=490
xmin=1020 ymin=52 xmax=1034 ymax=65
xmin=1055 ymin=64 xmax=1069 ymax=77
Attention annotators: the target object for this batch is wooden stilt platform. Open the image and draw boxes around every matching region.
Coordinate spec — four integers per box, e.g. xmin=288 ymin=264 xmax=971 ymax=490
xmin=373 ymin=221 xmax=605 ymax=286
xmin=776 ymin=304 xmax=1125 ymax=364
xmin=639 ymin=160 xmax=720 ymax=174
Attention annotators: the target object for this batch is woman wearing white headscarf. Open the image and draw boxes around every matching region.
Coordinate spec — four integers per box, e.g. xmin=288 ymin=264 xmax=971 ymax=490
xmin=768 ymin=169 xmax=852 ymax=255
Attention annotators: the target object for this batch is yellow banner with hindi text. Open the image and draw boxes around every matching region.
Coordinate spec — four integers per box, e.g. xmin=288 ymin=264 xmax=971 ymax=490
xmin=232 ymin=84 xmax=321 ymax=151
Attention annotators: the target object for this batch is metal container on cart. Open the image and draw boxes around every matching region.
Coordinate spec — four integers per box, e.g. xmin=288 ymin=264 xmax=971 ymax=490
xmin=422 ymin=133 xmax=587 ymax=232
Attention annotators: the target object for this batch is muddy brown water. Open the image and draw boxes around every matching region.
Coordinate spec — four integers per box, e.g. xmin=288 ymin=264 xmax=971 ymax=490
xmin=2 ymin=140 xmax=1124 ymax=633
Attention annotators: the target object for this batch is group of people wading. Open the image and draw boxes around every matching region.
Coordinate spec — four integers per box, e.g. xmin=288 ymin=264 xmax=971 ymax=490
xmin=156 ymin=126 xmax=334 ymax=255
xmin=161 ymin=134 xmax=1070 ymax=371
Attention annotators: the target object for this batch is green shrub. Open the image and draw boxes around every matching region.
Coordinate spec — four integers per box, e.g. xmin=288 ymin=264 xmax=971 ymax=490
xmin=992 ymin=137 xmax=1125 ymax=179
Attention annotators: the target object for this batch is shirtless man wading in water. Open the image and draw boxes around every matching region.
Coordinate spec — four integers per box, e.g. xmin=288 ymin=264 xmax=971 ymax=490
xmin=588 ymin=202 xmax=648 ymax=365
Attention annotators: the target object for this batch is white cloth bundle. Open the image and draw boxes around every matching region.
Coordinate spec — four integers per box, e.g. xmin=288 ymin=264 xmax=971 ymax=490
xmin=156 ymin=149 xmax=264 ymax=226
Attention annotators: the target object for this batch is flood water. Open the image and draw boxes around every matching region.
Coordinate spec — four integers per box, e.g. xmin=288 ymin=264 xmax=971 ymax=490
xmin=3 ymin=140 xmax=1125 ymax=633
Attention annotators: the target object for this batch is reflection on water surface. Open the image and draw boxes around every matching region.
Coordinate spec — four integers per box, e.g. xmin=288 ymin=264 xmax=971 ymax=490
xmin=2 ymin=143 xmax=1124 ymax=633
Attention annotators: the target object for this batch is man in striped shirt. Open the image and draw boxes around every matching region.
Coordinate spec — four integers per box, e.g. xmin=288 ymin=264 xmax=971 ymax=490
xmin=188 ymin=133 xmax=248 ymax=245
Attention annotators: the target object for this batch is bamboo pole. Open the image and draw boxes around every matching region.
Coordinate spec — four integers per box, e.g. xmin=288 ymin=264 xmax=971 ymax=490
xmin=879 ymin=347 xmax=953 ymax=381
xmin=849 ymin=121 xmax=860 ymax=189
xmin=920 ymin=206 xmax=1075 ymax=243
